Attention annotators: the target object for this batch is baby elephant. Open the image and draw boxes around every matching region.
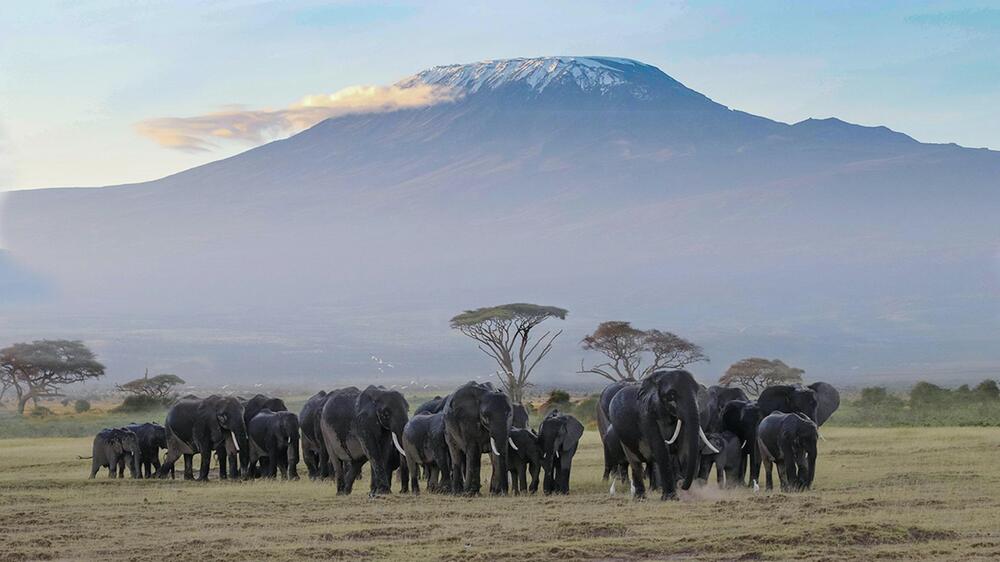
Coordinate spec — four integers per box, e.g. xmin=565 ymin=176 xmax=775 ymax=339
xmin=698 ymin=430 xmax=742 ymax=488
xmin=88 ymin=428 xmax=141 ymax=479
xmin=247 ymin=409 xmax=301 ymax=479
xmin=538 ymin=410 xmax=584 ymax=494
xmin=757 ymin=412 xmax=818 ymax=492
xmin=507 ymin=427 xmax=542 ymax=494
xmin=125 ymin=422 xmax=169 ymax=479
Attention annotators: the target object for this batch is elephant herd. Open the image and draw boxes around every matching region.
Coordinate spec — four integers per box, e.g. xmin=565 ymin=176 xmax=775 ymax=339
xmin=598 ymin=373 xmax=839 ymax=499
xmin=87 ymin=380 xmax=586 ymax=497
xmin=86 ymin=372 xmax=838 ymax=500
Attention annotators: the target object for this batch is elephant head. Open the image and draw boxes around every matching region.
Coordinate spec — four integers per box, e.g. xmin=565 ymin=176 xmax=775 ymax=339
xmin=203 ymin=396 xmax=249 ymax=476
xmin=479 ymin=390 xmax=513 ymax=494
xmin=359 ymin=386 xmax=410 ymax=458
xmin=538 ymin=410 xmax=584 ymax=493
xmin=115 ymin=428 xmax=142 ymax=477
xmin=637 ymin=370 xmax=714 ymax=491
xmin=784 ymin=414 xmax=818 ymax=490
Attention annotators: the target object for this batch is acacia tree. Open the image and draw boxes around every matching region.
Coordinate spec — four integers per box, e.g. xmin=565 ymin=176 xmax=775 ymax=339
xmin=117 ymin=369 xmax=186 ymax=403
xmin=0 ymin=340 xmax=105 ymax=414
xmin=578 ymin=321 xmax=708 ymax=382
xmin=450 ymin=303 xmax=568 ymax=404
xmin=719 ymin=357 xmax=804 ymax=397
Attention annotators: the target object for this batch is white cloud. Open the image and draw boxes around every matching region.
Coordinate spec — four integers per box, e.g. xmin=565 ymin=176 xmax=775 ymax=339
xmin=135 ymin=83 xmax=460 ymax=152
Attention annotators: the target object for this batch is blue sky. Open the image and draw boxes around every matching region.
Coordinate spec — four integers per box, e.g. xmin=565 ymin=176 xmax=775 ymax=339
xmin=1 ymin=0 xmax=998 ymax=189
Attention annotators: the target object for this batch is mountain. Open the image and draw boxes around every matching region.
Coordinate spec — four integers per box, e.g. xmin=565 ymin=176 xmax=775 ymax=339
xmin=2 ymin=56 xmax=998 ymax=386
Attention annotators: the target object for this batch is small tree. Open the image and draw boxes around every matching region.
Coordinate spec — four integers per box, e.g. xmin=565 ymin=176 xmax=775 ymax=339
xmin=117 ymin=369 xmax=186 ymax=403
xmin=578 ymin=321 xmax=708 ymax=382
xmin=0 ymin=340 xmax=105 ymax=414
xmin=719 ymin=357 xmax=804 ymax=397
xmin=450 ymin=303 xmax=567 ymax=404
xmin=974 ymin=379 xmax=1000 ymax=401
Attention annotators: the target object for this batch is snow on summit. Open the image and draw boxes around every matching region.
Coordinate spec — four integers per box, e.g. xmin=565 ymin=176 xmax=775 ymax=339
xmin=397 ymin=56 xmax=657 ymax=95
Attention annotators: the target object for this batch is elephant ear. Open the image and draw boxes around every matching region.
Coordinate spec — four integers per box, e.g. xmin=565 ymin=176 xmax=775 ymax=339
xmin=561 ymin=417 xmax=584 ymax=452
xmin=200 ymin=399 xmax=223 ymax=445
xmin=637 ymin=374 xmax=661 ymax=412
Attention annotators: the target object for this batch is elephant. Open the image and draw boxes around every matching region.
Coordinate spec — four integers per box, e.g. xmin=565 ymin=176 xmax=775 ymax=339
xmin=597 ymin=381 xmax=632 ymax=487
xmin=506 ymin=427 xmax=542 ymax=494
xmin=512 ymin=403 xmax=530 ymax=429
xmin=239 ymin=394 xmax=288 ymax=477
xmin=719 ymin=399 xmax=763 ymax=488
xmin=700 ymin=386 xmax=749 ymax=432
xmin=758 ymin=385 xmax=818 ymax=423
xmin=697 ymin=431 xmax=742 ymax=488
xmin=608 ymin=370 xmax=718 ymax=500
xmin=320 ymin=385 xmax=409 ymax=495
xmin=247 ymin=409 xmax=300 ymax=479
xmin=159 ymin=395 xmax=249 ymax=480
xmin=538 ymin=410 xmax=584 ymax=494
xmin=443 ymin=381 xmax=514 ymax=496
xmin=125 ymin=422 xmax=168 ymax=479
xmin=757 ymin=412 xmax=818 ymax=492
xmin=414 ymin=395 xmax=447 ymax=415
xmin=808 ymin=382 xmax=840 ymax=426
xmin=88 ymin=428 xmax=141 ymax=479
xmin=402 ymin=412 xmax=452 ymax=494
xmin=298 ymin=390 xmax=330 ymax=479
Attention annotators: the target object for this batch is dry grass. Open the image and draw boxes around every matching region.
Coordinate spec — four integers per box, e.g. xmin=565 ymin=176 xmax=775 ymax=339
xmin=1 ymin=428 xmax=999 ymax=561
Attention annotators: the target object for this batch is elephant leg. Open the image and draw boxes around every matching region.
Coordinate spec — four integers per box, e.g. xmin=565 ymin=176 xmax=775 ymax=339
xmin=763 ymin=457 xmax=774 ymax=491
xmin=183 ymin=454 xmax=194 ymax=480
xmin=518 ymin=466 xmax=528 ymax=494
xmin=89 ymin=458 xmax=100 ymax=479
xmin=529 ymin=462 xmax=540 ymax=494
xmin=560 ymin=455 xmax=574 ymax=493
xmin=464 ymin=450 xmax=481 ymax=496
xmin=398 ymin=457 xmax=409 ymax=494
xmin=196 ymin=450 xmax=211 ymax=481
xmin=621 ymin=444 xmax=646 ymax=499
xmin=407 ymin=457 xmax=420 ymax=495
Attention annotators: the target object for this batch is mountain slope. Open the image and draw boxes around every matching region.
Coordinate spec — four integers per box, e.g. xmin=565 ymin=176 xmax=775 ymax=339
xmin=2 ymin=57 xmax=998 ymax=385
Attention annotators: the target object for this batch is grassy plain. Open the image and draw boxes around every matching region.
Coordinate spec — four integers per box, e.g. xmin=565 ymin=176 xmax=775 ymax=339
xmin=1 ymin=427 xmax=999 ymax=561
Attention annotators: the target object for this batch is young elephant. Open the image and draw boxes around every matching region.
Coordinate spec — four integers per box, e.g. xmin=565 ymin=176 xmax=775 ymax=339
xmin=698 ymin=431 xmax=742 ymax=488
xmin=125 ymin=422 xmax=168 ymax=479
xmin=402 ymin=412 xmax=452 ymax=494
xmin=757 ymin=412 xmax=818 ymax=492
xmin=247 ymin=409 xmax=301 ymax=479
xmin=88 ymin=428 xmax=141 ymax=479
xmin=506 ymin=427 xmax=542 ymax=494
xmin=538 ymin=411 xmax=584 ymax=494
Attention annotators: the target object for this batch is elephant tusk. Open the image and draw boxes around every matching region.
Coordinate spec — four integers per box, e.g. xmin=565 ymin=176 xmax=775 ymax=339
xmin=490 ymin=437 xmax=501 ymax=457
xmin=698 ymin=426 xmax=719 ymax=454
xmin=610 ymin=479 xmax=617 ymax=495
xmin=391 ymin=432 xmax=407 ymax=458
xmin=818 ymin=431 xmax=826 ymax=442
xmin=741 ymin=440 xmax=748 ymax=450
xmin=508 ymin=437 xmax=519 ymax=451
xmin=230 ymin=431 xmax=240 ymax=452
xmin=664 ymin=419 xmax=682 ymax=445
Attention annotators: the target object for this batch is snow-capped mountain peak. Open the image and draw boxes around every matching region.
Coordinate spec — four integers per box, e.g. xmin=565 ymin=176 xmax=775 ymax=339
xmin=396 ymin=56 xmax=670 ymax=97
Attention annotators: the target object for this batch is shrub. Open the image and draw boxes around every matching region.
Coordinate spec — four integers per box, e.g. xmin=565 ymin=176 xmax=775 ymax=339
xmin=546 ymin=389 xmax=570 ymax=405
xmin=113 ymin=394 xmax=168 ymax=413
xmin=29 ymin=406 xmax=54 ymax=417
xmin=73 ymin=399 xmax=92 ymax=413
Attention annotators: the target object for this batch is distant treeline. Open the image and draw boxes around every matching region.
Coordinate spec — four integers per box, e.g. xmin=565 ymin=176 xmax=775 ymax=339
xmin=834 ymin=380 xmax=1000 ymax=427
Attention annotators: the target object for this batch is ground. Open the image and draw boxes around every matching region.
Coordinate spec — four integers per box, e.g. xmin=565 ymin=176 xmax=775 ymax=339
xmin=0 ymin=427 xmax=998 ymax=561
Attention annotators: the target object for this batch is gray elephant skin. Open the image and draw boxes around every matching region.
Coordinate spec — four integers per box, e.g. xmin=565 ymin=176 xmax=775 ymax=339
xmin=247 ymin=409 xmax=300 ymax=479
xmin=757 ymin=412 xmax=818 ymax=492
xmin=538 ymin=410 xmax=584 ymax=494
xmin=443 ymin=381 xmax=514 ymax=496
xmin=88 ymin=428 xmax=141 ymax=479
xmin=402 ymin=412 xmax=452 ymax=494
xmin=159 ymin=395 xmax=249 ymax=480
xmin=125 ymin=422 xmax=168 ymax=479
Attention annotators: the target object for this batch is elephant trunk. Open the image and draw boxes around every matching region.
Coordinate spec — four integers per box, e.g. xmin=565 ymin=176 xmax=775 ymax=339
xmin=679 ymin=410 xmax=700 ymax=490
xmin=490 ymin=422 xmax=510 ymax=495
xmin=803 ymin=441 xmax=817 ymax=489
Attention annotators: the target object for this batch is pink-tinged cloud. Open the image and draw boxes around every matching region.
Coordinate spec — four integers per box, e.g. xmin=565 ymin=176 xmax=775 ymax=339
xmin=135 ymin=84 xmax=459 ymax=152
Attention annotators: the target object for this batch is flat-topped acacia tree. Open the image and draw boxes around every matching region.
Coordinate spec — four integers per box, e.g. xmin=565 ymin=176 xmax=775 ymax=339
xmin=0 ymin=340 xmax=105 ymax=414
xmin=450 ymin=303 xmax=568 ymax=404
xmin=578 ymin=321 xmax=708 ymax=382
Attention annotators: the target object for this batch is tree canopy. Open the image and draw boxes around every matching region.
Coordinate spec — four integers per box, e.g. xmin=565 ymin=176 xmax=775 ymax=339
xmin=117 ymin=370 xmax=186 ymax=400
xmin=450 ymin=303 xmax=568 ymax=404
xmin=719 ymin=357 xmax=804 ymax=397
xmin=0 ymin=340 xmax=105 ymax=414
xmin=578 ymin=320 xmax=708 ymax=382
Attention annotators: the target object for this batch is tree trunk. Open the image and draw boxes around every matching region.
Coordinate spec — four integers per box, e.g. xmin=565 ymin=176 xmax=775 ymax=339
xmin=17 ymin=393 xmax=31 ymax=415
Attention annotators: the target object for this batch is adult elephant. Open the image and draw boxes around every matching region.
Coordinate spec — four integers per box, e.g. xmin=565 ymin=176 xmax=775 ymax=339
xmin=402 ymin=412 xmax=452 ymax=494
xmin=757 ymin=412 xmax=818 ymax=492
xmin=414 ymin=395 xmax=447 ymax=415
xmin=443 ymin=381 xmax=514 ymax=496
xmin=159 ymin=395 xmax=249 ymax=480
xmin=719 ymin=399 xmax=763 ymax=488
xmin=320 ymin=386 xmax=409 ymax=495
xmin=808 ymin=382 xmax=840 ymax=426
xmin=758 ymin=385 xmax=819 ymax=422
xmin=538 ymin=411 xmax=584 ymax=494
xmin=608 ymin=370 xmax=717 ymax=500
xmin=512 ymin=404 xmax=530 ymax=429
xmin=125 ymin=422 xmax=168 ymax=479
xmin=247 ymin=409 xmax=300 ymax=479
xmin=597 ymin=381 xmax=632 ymax=486
xmin=88 ymin=428 xmax=141 ymax=479
xmin=507 ymin=427 xmax=541 ymax=495
xmin=239 ymin=394 xmax=289 ymax=477
xmin=701 ymin=386 xmax=749 ymax=432
xmin=299 ymin=390 xmax=330 ymax=479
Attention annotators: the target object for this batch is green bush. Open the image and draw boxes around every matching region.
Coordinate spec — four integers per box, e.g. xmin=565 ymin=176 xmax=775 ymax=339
xmin=73 ymin=399 xmax=92 ymax=413
xmin=114 ymin=394 xmax=169 ymax=413
xmin=833 ymin=380 xmax=1000 ymax=427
